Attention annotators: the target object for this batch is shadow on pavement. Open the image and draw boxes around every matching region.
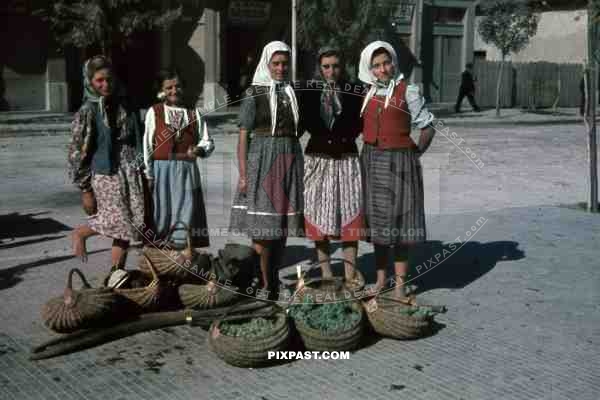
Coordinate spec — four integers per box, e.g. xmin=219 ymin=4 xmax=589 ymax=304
xmin=0 ymin=212 xmax=72 ymax=242
xmin=357 ymin=241 xmax=525 ymax=294
xmin=0 ymin=235 xmax=67 ymax=250
xmin=0 ymin=249 xmax=109 ymax=291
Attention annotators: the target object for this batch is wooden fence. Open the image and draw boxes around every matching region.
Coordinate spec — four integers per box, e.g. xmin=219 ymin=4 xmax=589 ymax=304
xmin=473 ymin=60 xmax=583 ymax=109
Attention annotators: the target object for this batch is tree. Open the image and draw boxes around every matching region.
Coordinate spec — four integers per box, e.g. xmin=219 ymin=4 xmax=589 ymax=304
xmin=477 ymin=0 xmax=539 ymax=116
xmin=297 ymin=0 xmax=396 ymax=79
xmin=584 ymin=0 xmax=600 ymax=212
xmin=36 ymin=0 xmax=183 ymax=58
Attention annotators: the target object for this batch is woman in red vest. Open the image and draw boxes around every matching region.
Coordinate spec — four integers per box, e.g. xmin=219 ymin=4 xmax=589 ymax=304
xmin=143 ymin=69 xmax=214 ymax=250
xmin=358 ymin=41 xmax=436 ymax=298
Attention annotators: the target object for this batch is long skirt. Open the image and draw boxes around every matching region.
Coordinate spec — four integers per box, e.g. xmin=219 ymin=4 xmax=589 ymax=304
xmin=360 ymin=144 xmax=426 ymax=245
xmin=229 ymin=135 xmax=304 ymax=240
xmin=303 ymin=153 xmax=364 ymax=241
xmin=152 ymin=159 xmax=210 ymax=248
xmin=88 ymin=163 xmax=145 ymax=242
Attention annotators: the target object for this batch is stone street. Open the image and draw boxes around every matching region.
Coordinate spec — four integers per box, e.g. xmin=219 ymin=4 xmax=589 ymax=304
xmin=0 ymin=117 xmax=599 ymax=400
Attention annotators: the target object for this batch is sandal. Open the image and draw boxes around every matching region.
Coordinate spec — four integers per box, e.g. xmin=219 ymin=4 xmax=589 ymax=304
xmin=104 ymin=265 xmax=130 ymax=289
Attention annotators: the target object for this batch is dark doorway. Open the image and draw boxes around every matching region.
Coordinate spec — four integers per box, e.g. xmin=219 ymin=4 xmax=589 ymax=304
xmin=225 ymin=27 xmax=260 ymax=102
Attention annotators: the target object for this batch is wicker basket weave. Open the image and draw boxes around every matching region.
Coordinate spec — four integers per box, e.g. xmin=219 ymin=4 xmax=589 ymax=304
xmin=292 ymin=301 xmax=364 ymax=352
xmin=296 ymin=269 xmax=366 ymax=304
xmin=178 ymin=282 xmax=240 ymax=310
xmin=288 ymin=259 xmax=366 ymax=303
xmin=116 ymin=255 xmax=177 ymax=312
xmin=208 ymin=310 xmax=290 ymax=368
xmin=363 ymin=295 xmax=445 ymax=340
xmin=139 ymin=223 xmax=208 ymax=284
xmin=41 ymin=268 xmax=126 ymax=333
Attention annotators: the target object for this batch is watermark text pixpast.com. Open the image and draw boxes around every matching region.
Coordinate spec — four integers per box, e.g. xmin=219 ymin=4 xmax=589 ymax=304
xmin=267 ymin=351 xmax=350 ymax=360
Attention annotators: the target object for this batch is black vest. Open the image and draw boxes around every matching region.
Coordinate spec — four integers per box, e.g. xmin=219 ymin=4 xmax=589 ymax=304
xmin=249 ymin=85 xmax=296 ymax=136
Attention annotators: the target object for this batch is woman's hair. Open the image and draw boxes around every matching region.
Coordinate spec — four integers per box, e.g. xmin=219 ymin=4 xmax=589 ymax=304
xmin=156 ymin=69 xmax=182 ymax=87
xmin=85 ymin=55 xmax=112 ymax=80
xmin=371 ymin=47 xmax=391 ymax=62
xmin=270 ymin=51 xmax=290 ymax=61
xmin=319 ymin=50 xmax=342 ymax=64
xmin=155 ymin=68 xmax=184 ymax=95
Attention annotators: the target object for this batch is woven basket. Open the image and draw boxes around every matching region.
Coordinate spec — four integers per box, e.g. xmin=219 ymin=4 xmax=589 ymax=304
xmin=116 ymin=255 xmax=177 ymax=312
xmin=363 ymin=295 xmax=444 ymax=340
xmin=139 ymin=222 xmax=207 ymax=284
xmin=178 ymin=282 xmax=240 ymax=310
xmin=208 ymin=311 xmax=290 ymax=368
xmin=288 ymin=258 xmax=365 ymax=303
xmin=41 ymin=268 xmax=126 ymax=333
xmin=292 ymin=301 xmax=364 ymax=352
xmin=296 ymin=270 xmax=366 ymax=304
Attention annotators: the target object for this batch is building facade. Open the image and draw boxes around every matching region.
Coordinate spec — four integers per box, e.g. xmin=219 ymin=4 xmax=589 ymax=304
xmin=474 ymin=9 xmax=588 ymax=64
xmin=2 ymin=0 xmax=484 ymax=112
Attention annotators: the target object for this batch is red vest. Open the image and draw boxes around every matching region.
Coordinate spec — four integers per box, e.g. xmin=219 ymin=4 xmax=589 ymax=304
xmin=152 ymin=103 xmax=198 ymax=160
xmin=362 ymin=80 xmax=416 ymax=150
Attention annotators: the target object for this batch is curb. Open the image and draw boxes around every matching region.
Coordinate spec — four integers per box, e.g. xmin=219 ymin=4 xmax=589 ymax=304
xmin=437 ymin=117 xmax=591 ymax=127
xmin=0 ymin=115 xmax=595 ymax=138
xmin=0 ymin=112 xmax=239 ymax=138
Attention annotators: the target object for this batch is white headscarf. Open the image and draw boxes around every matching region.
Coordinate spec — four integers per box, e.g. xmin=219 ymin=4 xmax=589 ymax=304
xmin=358 ymin=41 xmax=404 ymax=116
xmin=251 ymin=41 xmax=300 ymax=136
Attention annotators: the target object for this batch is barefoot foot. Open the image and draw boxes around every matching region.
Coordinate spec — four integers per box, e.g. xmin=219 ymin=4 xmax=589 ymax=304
xmin=72 ymin=230 xmax=88 ymax=263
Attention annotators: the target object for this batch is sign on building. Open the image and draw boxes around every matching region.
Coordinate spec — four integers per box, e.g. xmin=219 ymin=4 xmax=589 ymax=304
xmin=228 ymin=1 xmax=272 ymax=27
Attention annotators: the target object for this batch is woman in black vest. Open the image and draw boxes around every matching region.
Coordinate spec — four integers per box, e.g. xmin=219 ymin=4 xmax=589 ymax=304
xmin=300 ymin=47 xmax=364 ymax=290
xmin=229 ymin=41 xmax=304 ymax=300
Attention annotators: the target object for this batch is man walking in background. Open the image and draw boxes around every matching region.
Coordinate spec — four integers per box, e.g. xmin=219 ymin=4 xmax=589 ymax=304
xmin=455 ymin=62 xmax=481 ymax=113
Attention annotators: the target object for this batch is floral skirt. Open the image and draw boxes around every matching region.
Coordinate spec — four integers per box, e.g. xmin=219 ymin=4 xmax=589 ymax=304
xmin=88 ymin=164 xmax=145 ymax=242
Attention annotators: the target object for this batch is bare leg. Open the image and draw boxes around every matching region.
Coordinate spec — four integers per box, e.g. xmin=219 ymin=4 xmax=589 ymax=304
xmin=111 ymin=239 xmax=130 ymax=268
xmin=269 ymin=238 xmax=287 ymax=300
xmin=72 ymin=225 xmax=97 ymax=263
xmin=315 ymin=240 xmax=332 ymax=278
xmin=372 ymin=244 xmax=389 ymax=294
xmin=343 ymin=241 xmax=358 ymax=280
xmin=253 ymin=239 xmax=271 ymax=292
xmin=392 ymin=244 xmax=410 ymax=298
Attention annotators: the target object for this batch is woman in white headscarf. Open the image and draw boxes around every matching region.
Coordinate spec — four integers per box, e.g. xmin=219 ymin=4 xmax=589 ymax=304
xmin=358 ymin=41 xmax=435 ymax=299
xmin=229 ymin=41 xmax=304 ymax=300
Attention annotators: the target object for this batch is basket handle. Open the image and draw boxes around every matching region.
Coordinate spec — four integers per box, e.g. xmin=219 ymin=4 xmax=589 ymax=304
xmin=293 ymin=257 xmax=354 ymax=289
xmin=142 ymin=254 xmax=160 ymax=284
xmin=215 ymin=279 xmax=271 ymax=322
xmin=64 ymin=268 xmax=92 ymax=304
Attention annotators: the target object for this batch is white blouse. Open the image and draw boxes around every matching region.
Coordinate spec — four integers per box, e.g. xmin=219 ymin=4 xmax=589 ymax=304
xmin=143 ymin=104 xmax=214 ymax=180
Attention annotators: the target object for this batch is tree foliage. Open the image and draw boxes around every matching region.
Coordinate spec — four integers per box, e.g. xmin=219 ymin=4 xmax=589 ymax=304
xmin=297 ymin=0 xmax=396 ymax=78
xmin=37 ymin=0 xmax=183 ymax=56
xmin=477 ymin=0 xmax=539 ymax=60
xmin=477 ymin=0 xmax=539 ymax=116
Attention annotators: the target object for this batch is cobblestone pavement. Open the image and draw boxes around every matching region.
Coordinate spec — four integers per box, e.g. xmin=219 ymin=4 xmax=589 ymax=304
xmin=0 ymin=121 xmax=599 ymax=399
